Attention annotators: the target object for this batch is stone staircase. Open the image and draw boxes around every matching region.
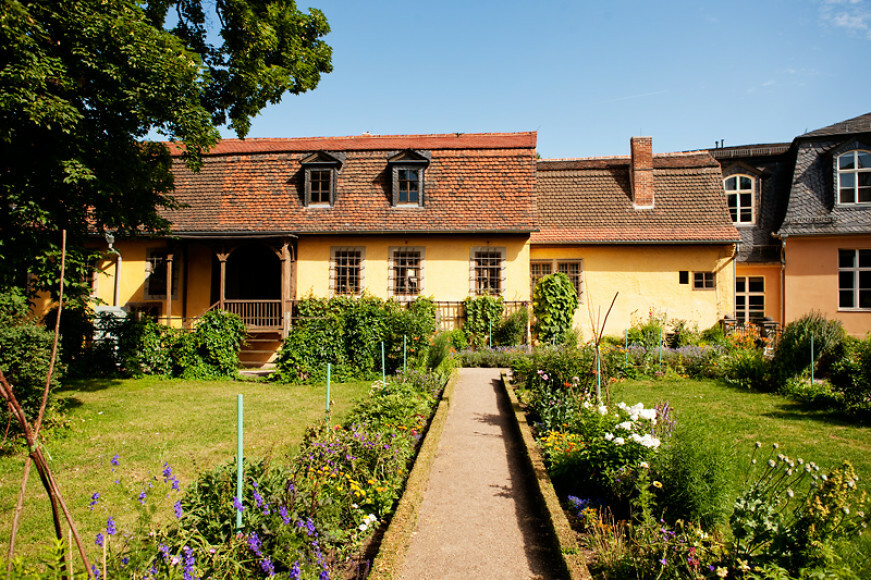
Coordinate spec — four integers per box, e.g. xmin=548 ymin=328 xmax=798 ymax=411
xmin=238 ymin=330 xmax=283 ymax=371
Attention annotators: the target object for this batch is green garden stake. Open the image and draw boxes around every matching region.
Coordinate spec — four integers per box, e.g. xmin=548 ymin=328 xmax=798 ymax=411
xmin=326 ymin=363 xmax=331 ymax=417
xmin=236 ymin=394 xmax=243 ymax=533
xmin=810 ymin=334 xmax=814 ymax=384
xmin=596 ymin=345 xmax=602 ymax=403
xmin=658 ymin=328 xmax=663 ymax=372
xmin=624 ymin=328 xmax=628 ymax=367
xmin=403 ymin=335 xmax=407 ymax=376
xmin=381 ymin=341 xmax=386 ymax=385
xmin=489 ymin=319 xmax=492 ymax=348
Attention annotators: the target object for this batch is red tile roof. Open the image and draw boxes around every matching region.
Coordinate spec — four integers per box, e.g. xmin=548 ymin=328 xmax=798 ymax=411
xmin=164 ymin=133 xmax=538 ymax=235
xmin=533 ymin=152 xmax=739 ymax=244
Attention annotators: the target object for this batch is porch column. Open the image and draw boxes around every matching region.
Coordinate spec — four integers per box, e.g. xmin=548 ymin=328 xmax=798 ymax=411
xmin=217 ymin=249 xmax=230 ymax=310
xmin=280 ymin=239 xmax=293 ymax=336
xmin=165 ymin=252 xmax=174 ymax=325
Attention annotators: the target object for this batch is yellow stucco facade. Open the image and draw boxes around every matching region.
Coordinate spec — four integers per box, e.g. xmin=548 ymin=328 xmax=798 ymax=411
xmin=295 ymin=235 xmax=531 ymax=302
xmin=531 ymin=244 xmax=735 ymax=340
xmin=784 ymin=234 xmax=871 ymax=336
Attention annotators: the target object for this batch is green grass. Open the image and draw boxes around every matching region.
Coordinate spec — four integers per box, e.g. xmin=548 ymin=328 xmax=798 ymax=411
xmin=610 ymin=376 xmax=871 ymax=486
xmin=0 ymin=376 xmax=370 ymax=563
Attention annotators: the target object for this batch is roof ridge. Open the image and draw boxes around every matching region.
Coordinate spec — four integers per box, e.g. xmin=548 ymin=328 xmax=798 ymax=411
xmin=539 ymin=150 xmax=711 ymax=163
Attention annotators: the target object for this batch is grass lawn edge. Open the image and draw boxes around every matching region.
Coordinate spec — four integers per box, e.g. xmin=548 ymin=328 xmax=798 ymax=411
xmin=501 ymin=370 xmax=593 ymax=580
xmin=368 ymin=368 xmax=459 ymax=580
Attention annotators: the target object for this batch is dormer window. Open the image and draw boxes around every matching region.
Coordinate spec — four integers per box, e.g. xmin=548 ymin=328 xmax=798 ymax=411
xmin=388 ymin=150 xmax=430 ymax=207
xmin=724 ymin=174 xmax=755 ymax=224
xmin=837 ymin=150 xmax=871 ymax=204
xmin=301 ymin=151 xmax=344 ymax=207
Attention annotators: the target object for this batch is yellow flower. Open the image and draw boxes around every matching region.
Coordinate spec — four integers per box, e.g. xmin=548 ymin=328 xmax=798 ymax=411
xmin=716 ymin=567 xmax=728 ymax=578
xmin=652 ymin=481 xmax=663 ymax=489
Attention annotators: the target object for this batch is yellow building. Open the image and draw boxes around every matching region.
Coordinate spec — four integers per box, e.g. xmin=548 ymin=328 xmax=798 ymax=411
xmin=532 ymin=138 xmax=738 ymax=340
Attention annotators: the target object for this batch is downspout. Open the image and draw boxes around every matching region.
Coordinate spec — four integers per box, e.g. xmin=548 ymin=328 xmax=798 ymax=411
xmin=733 ymin=241 xmax=739 ymax=320
xmin=105 ymin=233 xmax=121 ymax=307
xmin=773 ymin=231 xmax=786 ymax=325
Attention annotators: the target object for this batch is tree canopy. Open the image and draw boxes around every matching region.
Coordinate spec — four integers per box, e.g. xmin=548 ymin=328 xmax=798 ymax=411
xmin=0 ymin=0 xmax=332 ymax=301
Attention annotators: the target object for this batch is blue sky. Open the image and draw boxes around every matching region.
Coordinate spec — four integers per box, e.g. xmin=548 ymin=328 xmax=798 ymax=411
xmin=229 ymin=0 xmax=871 ymax=159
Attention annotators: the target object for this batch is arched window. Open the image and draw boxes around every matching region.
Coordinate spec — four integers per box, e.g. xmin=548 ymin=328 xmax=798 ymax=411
xmin=837 ymin=150 xmax=871 ymax=204
xmin=724 ymin=174 xmax=755 ymax=224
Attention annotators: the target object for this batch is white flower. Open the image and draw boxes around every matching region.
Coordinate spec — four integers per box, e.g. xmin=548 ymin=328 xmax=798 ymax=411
xmin=637 ymin=408 xmax=657 ymax=422
xmin=614 ymin=437 xmax=625 ymax=446
xmin=617 ymin=402 xmax=627 ymax=410
xmin=616 ymin=421 xmax=634 ymax=431
xmin=352 ymin=503 xmax=359 ymax=509
xmin=359 ymin=523 xmax=368 ymax=531
xmin=597 ymin=405 xmax=608 ymax=415
xmin=604 ymin=432 xmax=614 ymax=441
xmin=640 ymin=462 xmax=649 ymax=469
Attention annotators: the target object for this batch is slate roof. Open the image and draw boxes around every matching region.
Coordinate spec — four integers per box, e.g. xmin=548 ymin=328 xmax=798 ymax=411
xmin=779 ymin=113 xmax=871 ymax=237
xmin=532 ymin=152 xmax=739 ymax=244
xmin=164 ymin=132 xmax=537 ymax=235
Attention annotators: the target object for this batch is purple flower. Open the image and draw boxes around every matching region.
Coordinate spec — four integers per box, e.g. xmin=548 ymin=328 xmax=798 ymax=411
xmin=95 ymin=532 xmax=104 ymax=547
xmin=91 ymin=565 xmax=101 ymax=579
xmin=182 ymin=546 xmax=197 ymax=580
xmin=110 ymin=454 xmax=120 ymax=467
xmin=158 ymin=543 xmax=170 ymax=562
xmin=319 ymin=570 xmax=329 ymax=580
xmin=289 ymin=561 xmax=301 ymax=580
xmin=106 ymin=516 xmax=116 ymax=535
xmin=247 ymin=532 xmax=262 ymax=556
xmin=174 ymin=501 xmax=183 ymax=519
xmin=171 ymin=478 xmax=180 ymax=491
xmin=253 ymin=489 xmax=264 ymax=508
xmin=260 ymin=557 xmax=275 ymax=576
xmin=279 ymin=505 xmax=292 ymax=525
xmin=138 ymin=490 xmax=147 ymax=504
xmin=162 ymin=462 xmax=173 ymax=482
xmin=660 ymin=558 xmax=668 ymax=566
xmin=89 ymin=492 xmax=100 ymax=510
xmin=232 ymin=496 xmax=244 ymax=512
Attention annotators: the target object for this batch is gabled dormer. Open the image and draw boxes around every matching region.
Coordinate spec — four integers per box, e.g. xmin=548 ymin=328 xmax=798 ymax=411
xmin=387 ymin=149 xmax=431 ymax=207
xmin=721 ymin=162 xmax=764 ymax=225
xmin=830 ymin=139 xmax=871 ymax=206
xmin=301 ymin=151 xmax=345 ymax=207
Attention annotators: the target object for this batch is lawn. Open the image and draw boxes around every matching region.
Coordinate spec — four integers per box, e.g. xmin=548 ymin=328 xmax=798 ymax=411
xmin=0 ymin=376 xmax=371 ymax=564
xmin=610 ymin=376 xmax=871 ymax=489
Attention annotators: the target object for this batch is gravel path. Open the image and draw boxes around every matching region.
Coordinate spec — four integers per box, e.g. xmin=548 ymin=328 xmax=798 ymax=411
xmin=398 ymin=368 xmax=567 ymax=580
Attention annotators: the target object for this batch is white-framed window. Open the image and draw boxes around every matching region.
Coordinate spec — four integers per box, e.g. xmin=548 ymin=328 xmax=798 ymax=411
xmin=724 ymin=174 xmax=755 ymax=224
xmin=144 ymin=249 xmax=178 ymax=299
xmin=838 ymin=249 xmax=871 ymax=309
xmin=389 ymin=247 xmax=424 ymax=299
xmin=470 ymin=247 xmax=506 ymax=296
xmin=736 ymin=276 xmax=765 ymax=322
xmin=837 ymin=150 xmax=871 ymax=204
xmin=693 ymin=272 xmax=715 ymax=290
xmin=530 ymin=259 xmax=584 ymax=302
xmin=330 ymin=247 xmax=365 ymax=296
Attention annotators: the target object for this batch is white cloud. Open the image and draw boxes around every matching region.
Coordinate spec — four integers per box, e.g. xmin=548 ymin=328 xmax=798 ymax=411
xmin=820 ymin=0 xmax=871 ymax=38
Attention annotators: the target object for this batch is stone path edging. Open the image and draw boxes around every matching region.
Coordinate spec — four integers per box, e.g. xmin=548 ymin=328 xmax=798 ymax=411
xmin=368 ymin=370 xmax=459 ymax=580
xmin=500 ymin=371 xmax=593 ymax=580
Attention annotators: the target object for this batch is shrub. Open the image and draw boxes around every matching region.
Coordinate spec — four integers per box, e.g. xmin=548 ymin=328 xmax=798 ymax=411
xmin=0 ymin=288 xmax=62 ymax=435
xmin=532 ymin=272 xmax=578 ymax=345
xmin=831 ymin=335 xmax=871 ymax=410
xmin=43 ymin=305 xmax=94 ymax=377
xmin=723 ymin=347 xmax=768 ymax=390
xmin=114 ymin=317 xmax=180 ymax=376
xmin=494 ymin=306 xmax=528 ymax=346
xmin=186 ymin=309 xmax=248 ymax=377
xmin=627 ymin=311 xmax=666 ymax=350
xmin=772 ymin=311 xmax=846 ymax=383
xmin=666 ymin=319 xmax=699 ymax=348
xmin=426 ymin=331 xmax=453 ymax=370
xmin=454 ymin=346 xmax=528 ymax=369
xmin=463 ymin=295 xmax=504 ymax=348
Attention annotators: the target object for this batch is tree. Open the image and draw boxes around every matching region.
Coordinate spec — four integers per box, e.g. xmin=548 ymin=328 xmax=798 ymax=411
xmin=0 ymin=0 xmax=332 ymax=302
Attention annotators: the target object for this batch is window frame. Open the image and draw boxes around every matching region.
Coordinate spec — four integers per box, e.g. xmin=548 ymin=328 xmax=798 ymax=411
xmin=724 ymin=173 xmax=756 ymax=225
xmin=470 ymin=247 xmax=506 ymax=296
xmin=388 ymin=247 xmax=425 ymax=300
xmin=836 ymin=150 xmax=871 ymax=205
xmin=693 ymin=271 xmax=715 ymax=290
xmin=144 ymin=248 xmax=178 ymax=300
xmin=301 ymin=151 xmax=343 ymax=208
xmin=330 ymin=247 xmax=365 ymax=297
xmin=735 ymin=275 xmax=765 ymax=323
xmin=838 ymin=248 xmax=871 ymax=310
xmin=530 ymin=259 xmax=584 ymax=303
xmin=388 ymin=150 xmax=430 ymax=208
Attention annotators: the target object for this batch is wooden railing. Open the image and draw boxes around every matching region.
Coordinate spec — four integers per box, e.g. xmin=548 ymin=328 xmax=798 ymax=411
xmin=214 ymin=300 xmax=282 ymax=330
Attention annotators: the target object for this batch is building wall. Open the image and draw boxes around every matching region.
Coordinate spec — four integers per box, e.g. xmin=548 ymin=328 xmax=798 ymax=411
xmin=531 ymin=244 xmax=735 ymax=340
xmin=735 ymin=262 xmax=783 ymax=325
xmin=784 ymin=234 xmax=871 ymax=336
xmin=295 ymin=234 xmax=531 ymax=302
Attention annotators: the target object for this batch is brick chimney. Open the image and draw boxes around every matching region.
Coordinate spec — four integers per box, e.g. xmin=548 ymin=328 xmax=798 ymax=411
xmin=630 ymin=136 xmax=654 ymax=208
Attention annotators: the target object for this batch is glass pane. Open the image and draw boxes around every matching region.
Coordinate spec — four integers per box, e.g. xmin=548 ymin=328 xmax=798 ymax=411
xmin=840 ymin=153 xmax=855 ymax=170
xmin=740 ymin=209 xmax=753 ymax=222
xmin=840 ymin=290 xmax=854 ymax=308
xmin=839 ymin=249 xmax=856 ymax=268
xmin=735 ymin=278 xmax=746 ymax=292
xmin=841 ymin=188 xmax=855 ymax=203
xmin=860 ymin=270 xmax=871 ymax=288
xmin=740 ymin=193 xmax=752 ymax=207
xmin=859 ymin=173 xmax=871 ymax=186
xmin=859 ymin=187 xmax=871 ymax=203
xmin=749 ymin=277 xmax=764 ymax=292
xmin=860 ymin=290 xmax=871 ymax=309
xmin=739 ymin=176 xmax=752 ymax=190
xmin=725 ymin=177 xmax=736 ymax=190
xmin=840 ymin=270 xmax=855 ymax=290
xmin=860 ymin=249 xmax=871 ymax=268
xmin=729 ymin=207 xmax=738 ymax=222
xmin=749 ymin=295 xmax=765 ymax=307
xmin=858 ymin=151 xmax=871 ymax=169
xmin=736 ymin=296 xmax=746 ymax=307
xmin=841 ymin=173 xmax=855 ymax=188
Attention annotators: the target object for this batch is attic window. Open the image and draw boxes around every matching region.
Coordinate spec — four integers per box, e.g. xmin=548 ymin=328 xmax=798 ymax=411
xmin=388 ymin=150 xmax=430 ymax=207
xmin=837 ymin=150 xmax=871 ymax=204
xmin=301 ymin=151 xmax=344 ymax=207
xmin=724 ymin=174 xmax=756 ymax=224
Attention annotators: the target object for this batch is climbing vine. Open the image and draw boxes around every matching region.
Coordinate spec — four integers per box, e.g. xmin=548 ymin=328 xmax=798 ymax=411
xmin=532 ymin=272 xmax=578 ymax=344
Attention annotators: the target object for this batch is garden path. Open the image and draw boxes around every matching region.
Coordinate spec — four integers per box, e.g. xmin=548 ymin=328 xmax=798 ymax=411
xmin=398 ymin=368 xmax=566 ymax=580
